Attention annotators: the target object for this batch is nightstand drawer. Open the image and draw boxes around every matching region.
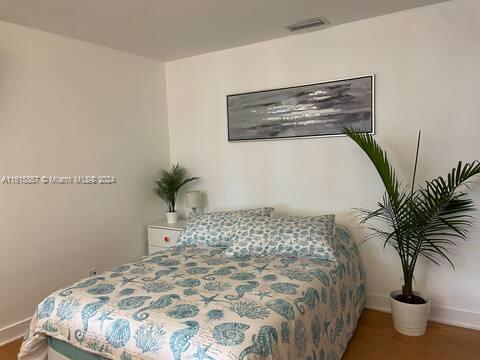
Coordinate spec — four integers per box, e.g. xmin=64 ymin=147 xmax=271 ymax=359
xmin=148 ymin=227 xmax=181 ymax=248
xmin=148 ymin=245 xmax=163 ymax=254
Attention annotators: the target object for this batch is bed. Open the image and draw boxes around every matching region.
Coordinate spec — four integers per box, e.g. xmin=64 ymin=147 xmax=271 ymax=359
xmin=20 ymin=227 xmax=365 ymax=360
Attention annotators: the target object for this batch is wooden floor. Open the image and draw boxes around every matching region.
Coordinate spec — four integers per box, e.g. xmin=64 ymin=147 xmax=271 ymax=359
xmin=0 ymin=339 xmax=22 ymax=360
xmin=2 ymin=309 xmax=479 ymax=359
xmin=343 ymin=309 xmax=480 ymax=359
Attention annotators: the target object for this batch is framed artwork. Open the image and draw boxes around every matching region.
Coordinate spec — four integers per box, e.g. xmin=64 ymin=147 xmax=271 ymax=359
xmin=227 ymin=75 xmax=374 ymax=142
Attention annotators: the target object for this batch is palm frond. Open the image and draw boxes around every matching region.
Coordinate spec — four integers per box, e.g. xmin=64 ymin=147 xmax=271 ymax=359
xmin=409 ymin=161 xmax=480 ymax=269
xmin=344 ymin=128 xmax=402 ymax=204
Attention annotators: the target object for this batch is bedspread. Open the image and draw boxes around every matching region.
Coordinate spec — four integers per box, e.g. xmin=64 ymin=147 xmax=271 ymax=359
xmin=20 ymin=228 xmax=365 ymax=360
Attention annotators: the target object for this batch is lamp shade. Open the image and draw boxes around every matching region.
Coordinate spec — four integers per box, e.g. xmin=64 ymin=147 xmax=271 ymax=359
xmin=185 ymin=191 xmax=202 ymax=209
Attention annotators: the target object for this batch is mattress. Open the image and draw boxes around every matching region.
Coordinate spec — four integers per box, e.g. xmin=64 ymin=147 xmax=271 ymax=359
xmin=20 ymin=227 xmax=365 ymax=360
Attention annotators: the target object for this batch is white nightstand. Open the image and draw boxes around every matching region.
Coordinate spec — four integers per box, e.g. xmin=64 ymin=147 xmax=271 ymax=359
xmin=147 ymin=219 xmax=187 ymax=254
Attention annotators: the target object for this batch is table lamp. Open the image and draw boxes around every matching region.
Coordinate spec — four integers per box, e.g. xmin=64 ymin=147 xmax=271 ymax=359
xmin=185 ymin=191 xmax=203 ymax=214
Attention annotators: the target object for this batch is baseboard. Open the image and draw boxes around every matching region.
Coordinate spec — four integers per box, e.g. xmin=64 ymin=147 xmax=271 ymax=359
xmin=366 ymin=294 xmax=480 ymax=331
xmin=0 ymin=317 xmax=30 ymax=347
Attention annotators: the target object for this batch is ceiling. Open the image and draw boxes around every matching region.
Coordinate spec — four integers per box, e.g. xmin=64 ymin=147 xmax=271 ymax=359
xmin=0 ymin=0 xmax=447 ymax=61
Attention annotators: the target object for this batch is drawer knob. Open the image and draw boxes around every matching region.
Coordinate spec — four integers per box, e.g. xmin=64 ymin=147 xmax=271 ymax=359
xmin=163 ymin=235 xmax=170 ymax=243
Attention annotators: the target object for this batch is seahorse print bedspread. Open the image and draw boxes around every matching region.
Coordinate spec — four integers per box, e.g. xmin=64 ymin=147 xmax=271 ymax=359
xmin=20 ymin=229 xmax=365 ymax=360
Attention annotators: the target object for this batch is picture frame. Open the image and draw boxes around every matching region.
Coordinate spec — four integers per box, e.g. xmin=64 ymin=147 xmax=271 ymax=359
xmin=227 ymin=74 xmax=375 ymax=142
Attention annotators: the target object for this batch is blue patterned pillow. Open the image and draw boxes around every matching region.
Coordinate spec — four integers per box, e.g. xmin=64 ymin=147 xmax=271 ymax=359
xmin=177 ymin=207 xmax=275 ymax=247
xmin=223 ymin=214 xmax=336 ymax=260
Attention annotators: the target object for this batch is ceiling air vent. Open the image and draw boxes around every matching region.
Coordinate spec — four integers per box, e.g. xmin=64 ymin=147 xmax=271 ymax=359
xmin=286 ymin=17 xmax=330 ymax=32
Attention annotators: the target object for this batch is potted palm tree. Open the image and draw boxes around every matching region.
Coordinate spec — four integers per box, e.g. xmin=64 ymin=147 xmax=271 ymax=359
xmin=345 ymin=128 xmax=480 ymax=336
xmin=155 ymin=163 xmax=199 ymax=223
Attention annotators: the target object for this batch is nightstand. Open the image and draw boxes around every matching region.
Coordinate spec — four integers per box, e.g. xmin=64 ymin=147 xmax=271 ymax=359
xmin=147 ymin=219 xmax=187 ymax=254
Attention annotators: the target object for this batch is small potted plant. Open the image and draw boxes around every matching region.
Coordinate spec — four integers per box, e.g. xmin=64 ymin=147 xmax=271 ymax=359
xmin=154 ymin=163 xmax=199 ymax=223
xmin=345 ymin=128 xmax=479 ymax=336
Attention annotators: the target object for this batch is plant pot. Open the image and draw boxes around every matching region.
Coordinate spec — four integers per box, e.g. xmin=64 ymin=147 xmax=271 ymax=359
xmin=166 ymin=211 xmax=178 ymax=224
xmin=390 ymin=290 xmax=431 ymax=336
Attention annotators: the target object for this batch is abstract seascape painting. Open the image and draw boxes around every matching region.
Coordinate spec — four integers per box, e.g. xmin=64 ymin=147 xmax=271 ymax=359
xmin=227 ymin=75 xmax=374 ymax=141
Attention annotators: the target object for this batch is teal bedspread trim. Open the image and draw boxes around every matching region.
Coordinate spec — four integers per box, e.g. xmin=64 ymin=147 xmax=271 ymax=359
xmin=48 ymin=337 xmax=108 ymax=360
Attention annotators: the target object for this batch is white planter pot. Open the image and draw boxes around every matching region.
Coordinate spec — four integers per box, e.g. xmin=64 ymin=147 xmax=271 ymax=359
xmin=390 ymin=290 xmax=431 ymax=336
xmin=166 ymin=211 xmax=178 ymax=224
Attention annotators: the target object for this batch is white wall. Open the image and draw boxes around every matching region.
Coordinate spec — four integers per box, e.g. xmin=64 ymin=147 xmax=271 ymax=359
xmin=166 ymin=0 xmax=480 ymax=328
xmin=0 ymin=20 xmax=170 ymax=341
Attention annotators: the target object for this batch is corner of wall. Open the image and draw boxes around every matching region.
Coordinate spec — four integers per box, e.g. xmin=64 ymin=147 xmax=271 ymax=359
xmin=163 ymin=61 xmax=175 ymax=165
